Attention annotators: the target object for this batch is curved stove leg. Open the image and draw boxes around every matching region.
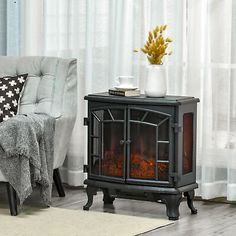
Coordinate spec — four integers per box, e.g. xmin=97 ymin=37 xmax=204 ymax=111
xmin=184 ymin=190 xmax=197 ymax=214
xmin=102 ymin=189 xmax=115 ymax=204
xmin=83 ymin=185 xmax=98 ymax=210
xmin=161 ymin=193 xmax=182 ymax=220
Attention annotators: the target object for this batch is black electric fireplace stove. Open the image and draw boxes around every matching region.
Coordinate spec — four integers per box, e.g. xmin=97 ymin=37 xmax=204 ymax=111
xmin=83 ymin=92 xmax=199 ymax=220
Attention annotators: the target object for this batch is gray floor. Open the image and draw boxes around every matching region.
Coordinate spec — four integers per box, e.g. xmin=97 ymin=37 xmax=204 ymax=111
xmin=1 ymin=183 xmax=236 ymax=236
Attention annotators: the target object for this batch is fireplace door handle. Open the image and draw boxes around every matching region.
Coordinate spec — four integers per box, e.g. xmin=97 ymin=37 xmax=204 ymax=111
xmin=120 ymin=140 xmax=125 ymax=145
xmin=120 ymin=140 xmax=131 ymax=145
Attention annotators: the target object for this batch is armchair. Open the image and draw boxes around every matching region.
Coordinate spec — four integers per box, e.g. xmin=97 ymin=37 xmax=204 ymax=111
xmin=0 ymin=56 xmax=77 ymax=215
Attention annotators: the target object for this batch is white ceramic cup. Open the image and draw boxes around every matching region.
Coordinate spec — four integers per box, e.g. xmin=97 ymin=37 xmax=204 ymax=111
xmin=117 ymin=75 xmax=134 ymax=88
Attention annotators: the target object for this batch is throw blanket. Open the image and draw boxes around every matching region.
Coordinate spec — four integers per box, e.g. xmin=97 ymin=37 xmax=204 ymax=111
xmin=0 ymin=113 xmax=55 ymax=205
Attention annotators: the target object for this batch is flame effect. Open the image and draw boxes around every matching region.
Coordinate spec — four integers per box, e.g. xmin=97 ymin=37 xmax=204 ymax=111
xmin=101 ymin=136 xmax=168 ymax=181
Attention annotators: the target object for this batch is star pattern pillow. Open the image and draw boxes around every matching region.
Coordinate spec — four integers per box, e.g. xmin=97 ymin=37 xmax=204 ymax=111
xmin=0 ymin=74 xmax=28 ymax=122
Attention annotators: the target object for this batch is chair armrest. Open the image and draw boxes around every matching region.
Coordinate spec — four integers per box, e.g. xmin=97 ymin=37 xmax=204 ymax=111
xmin=53 ymin=115 xmax=76 ymax=168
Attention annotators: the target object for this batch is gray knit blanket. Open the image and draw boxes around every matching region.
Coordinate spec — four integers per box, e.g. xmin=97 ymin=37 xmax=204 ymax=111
xmin=0 ymin=113 xmax=55 ymax=205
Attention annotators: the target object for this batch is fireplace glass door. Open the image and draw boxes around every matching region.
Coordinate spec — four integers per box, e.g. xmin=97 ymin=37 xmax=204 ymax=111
xmin=89 ymin=108 xmax=126 ymax=181
xmin=127 ymin=108 xmax=171 ymax=184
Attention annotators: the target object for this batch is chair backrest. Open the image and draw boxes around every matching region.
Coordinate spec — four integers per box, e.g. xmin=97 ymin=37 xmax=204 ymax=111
xmin=0 ymin=56 xmax=77 ymax=118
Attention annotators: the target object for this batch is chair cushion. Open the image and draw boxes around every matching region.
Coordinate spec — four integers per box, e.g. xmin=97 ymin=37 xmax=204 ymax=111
xmin=0 ymin=57 xmax=74 ymax=118
xmin=0 ymin=74 xmax=28 ymax=122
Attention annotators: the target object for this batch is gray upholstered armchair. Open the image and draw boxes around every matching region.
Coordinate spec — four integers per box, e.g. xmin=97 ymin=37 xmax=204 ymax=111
xmin=0 ymin=56 xmax=77 ymax=215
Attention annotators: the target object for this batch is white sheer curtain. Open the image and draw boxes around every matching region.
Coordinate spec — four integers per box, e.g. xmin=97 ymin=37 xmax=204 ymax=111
xmin=19 ymin=0 xmax=236 ymax=200
xmin=0 ymin=0 xmax=20 ymax=55
xmin=188 ymin=0 xmax=236 ymax=201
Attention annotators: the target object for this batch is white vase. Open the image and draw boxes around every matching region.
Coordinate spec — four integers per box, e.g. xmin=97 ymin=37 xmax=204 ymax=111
xmin=145 ymin=65 xmax=167 ymax=97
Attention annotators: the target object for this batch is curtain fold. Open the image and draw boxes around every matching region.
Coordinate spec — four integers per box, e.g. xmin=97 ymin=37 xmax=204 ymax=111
xmin=2 ymin=0 xmax=236 ymax=200
xmin=20 ymin=0 xmax=45 ymax=55
xmin=0 ymin=0 xmax=7 ymax=55
xmin=6 ymin=0 xmax=20 ymax=55
xmin=0 ymin=0 xmax=20 ymax=56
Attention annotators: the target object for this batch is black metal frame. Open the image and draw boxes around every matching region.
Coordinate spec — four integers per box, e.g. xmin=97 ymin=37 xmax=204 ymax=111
xmin=88 ymin=106 xmax=127 ymax=183
xmin=5 ymin=168 xmax=65 ymax=216
xmin=88 ymin=105 xmax=177 ymax=187
xmin=176 ymin=102 xmax=198 ymax=187
xmin=126 ymin=106 xmax=172 ymax=186
xmin=84 ymin=94 xmax=199 ymax=220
